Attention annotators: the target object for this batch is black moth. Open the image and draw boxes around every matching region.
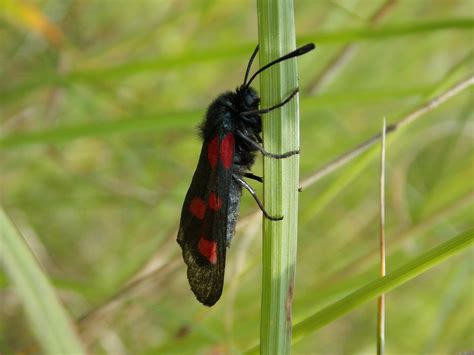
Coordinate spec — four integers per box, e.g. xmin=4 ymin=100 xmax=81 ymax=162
xmin=177 ymin=43 xmax=315 ymax=306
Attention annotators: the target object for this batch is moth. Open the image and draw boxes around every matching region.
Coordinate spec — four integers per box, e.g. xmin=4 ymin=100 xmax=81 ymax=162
xmin=177 ymin=43 xmax=315 ymax=306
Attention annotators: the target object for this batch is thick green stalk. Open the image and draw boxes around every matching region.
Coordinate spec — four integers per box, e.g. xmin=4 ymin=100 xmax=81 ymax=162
xmin=257 ymin=0 xmax=300 ymax=354
xmin=246 ymin=228 xmax=473 ymax=352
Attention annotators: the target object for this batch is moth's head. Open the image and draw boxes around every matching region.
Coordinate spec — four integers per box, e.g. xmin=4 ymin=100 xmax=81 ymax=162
xmin=237 ymin=43 xmax=315 ymax=113
xmin=237 ymin=85 xmax=259 ymax=111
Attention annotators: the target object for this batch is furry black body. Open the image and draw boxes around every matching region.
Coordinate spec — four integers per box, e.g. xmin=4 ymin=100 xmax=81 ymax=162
xmin=201 ymin=88 xmax=264 ymax=247
xmin=201 ymin=87 xmax=262 ymax=176
xmin=177 ymin=43 xmax=315 ymax=306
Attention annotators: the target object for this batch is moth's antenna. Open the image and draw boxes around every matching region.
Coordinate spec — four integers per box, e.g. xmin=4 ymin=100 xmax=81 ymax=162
xmin=245 ymin=43 xmax=315 ymax=89
xmin=243 ymin=45 xmax=259 ymax=87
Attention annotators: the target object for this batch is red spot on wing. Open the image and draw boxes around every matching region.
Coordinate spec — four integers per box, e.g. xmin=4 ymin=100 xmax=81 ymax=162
xmin=220 ymin=133 xmax=234 ymax=169
xmin=207 ymin=135 xmax=219 ymax=168
xmin=198 ymin=237 xmax=217 ymax=264
xmin=189 ymin=197 xmax=206 ymax=219
xmin=208 ymin=192 xmax=222 ymax=211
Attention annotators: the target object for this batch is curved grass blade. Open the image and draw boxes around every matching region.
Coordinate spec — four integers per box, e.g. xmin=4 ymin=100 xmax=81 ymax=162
xmin=2 ymin=18 xmax=471 ymax=105
xmin=0 ymin=208 xmax=85 ymax=355
xmin=292 ymin=229 xmax=473 ymax=344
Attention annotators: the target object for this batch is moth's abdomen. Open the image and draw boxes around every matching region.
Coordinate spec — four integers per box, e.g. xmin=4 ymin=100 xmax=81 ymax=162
xmin=226 ymin=179 xmax=242 ymax=247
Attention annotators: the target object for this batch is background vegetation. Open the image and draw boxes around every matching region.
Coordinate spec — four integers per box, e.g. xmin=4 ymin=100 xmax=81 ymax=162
xmin=1 ymin=0 xmax=472 ymax=354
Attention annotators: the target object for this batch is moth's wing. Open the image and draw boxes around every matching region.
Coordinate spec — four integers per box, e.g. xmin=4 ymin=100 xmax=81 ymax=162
xmin=177 ymin=132 xmax=235 ymax=306
xmin=177 ymin=142 xmax=212 ymax=253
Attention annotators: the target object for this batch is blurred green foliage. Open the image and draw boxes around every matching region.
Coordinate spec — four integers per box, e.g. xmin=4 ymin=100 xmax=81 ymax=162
xmin=1 ymin=0 xmax=472 ymax=354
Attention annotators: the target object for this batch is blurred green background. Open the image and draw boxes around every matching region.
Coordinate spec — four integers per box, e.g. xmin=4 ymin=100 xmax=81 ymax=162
xmin=1 ymin=0 xmax=473 ymax=354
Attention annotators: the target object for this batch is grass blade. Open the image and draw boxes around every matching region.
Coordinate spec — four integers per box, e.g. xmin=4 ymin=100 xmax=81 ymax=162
xmin=2 ymin=18 xmax=471 ymax=105
xmin=0 ymin=208 xmax=85 ymax=354
xmin=292 ymin=229 xmax=474 ymax=344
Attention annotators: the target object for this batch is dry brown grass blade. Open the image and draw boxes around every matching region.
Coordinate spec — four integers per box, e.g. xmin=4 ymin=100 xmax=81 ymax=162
xmin=377 ymin=118 xmax=387 ymax=355
xmin=3 ymin=0 xmax=65 ymax=48
xmin=300 ymin=75 xmax=474 ymax=189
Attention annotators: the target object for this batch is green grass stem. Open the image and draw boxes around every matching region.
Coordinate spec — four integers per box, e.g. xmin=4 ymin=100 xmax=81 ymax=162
xmin=257 ymin=0 xmax=300 ymax=353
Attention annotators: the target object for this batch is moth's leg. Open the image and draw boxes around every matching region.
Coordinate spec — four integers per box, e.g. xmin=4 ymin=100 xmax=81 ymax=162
xmin=243 ymin=172 xmax=263 ymax=183
xmin=243 ymin=172 xmax=302 ymax=192
xmin=233 ymin=175 xmax=283 ymax=221
xmin=236 ymin=130 xmax=299 ymax=159
xmin=240 ymin=88 xmax=299 ymax=116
